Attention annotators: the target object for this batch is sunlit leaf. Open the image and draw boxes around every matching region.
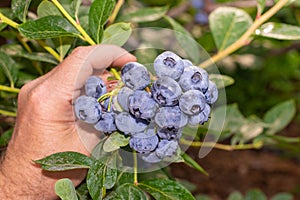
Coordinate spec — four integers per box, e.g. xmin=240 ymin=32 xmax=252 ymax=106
xmin=209 ymin=74 xmax=234 ymax=89
xmin=256 ymin=0 xmax=266 ymax=16
xmin=118 ymin=6 xmax=168 ymax=23
xmin=103 ymin=132 xmax=129 ymax=152
xmin=102 ymin=22 xmax=132 ymax=46
xmin=55 ymin=178 xmax=78 ymax=200
xmin=209 ymin=7 xmax=253 ymax=51
xmin=37 ymin=1 xmax=61 ymax=18
xmin=11 ymin=0 xmax=31 ymax=22
xmin=116 ymin=183 xmax=148 ymax=200
xmin=256 ymin=22 xmax=300 ymax=40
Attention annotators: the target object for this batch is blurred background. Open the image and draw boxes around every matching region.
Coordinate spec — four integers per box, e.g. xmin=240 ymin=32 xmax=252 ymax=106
xmin=1 ymin=0 xmax=300 ymax=199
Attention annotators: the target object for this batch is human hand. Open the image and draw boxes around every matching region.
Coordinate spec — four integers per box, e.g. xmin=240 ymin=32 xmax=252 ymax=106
xmin=0 ymin=45 xmax=136 ymax=199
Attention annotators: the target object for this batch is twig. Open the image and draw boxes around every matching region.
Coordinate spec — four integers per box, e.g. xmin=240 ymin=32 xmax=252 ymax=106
xmin=107 ymin=0 xmax=125 ymax=26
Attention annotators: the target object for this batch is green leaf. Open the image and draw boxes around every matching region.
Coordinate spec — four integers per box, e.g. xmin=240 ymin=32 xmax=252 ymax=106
xmin=209 ymin=7 xmax=253 ymax=51
xmin=34 ymin=151 xmax=94 ymax=171
xmin=0 ymin=128 xmax=13 ymax=147
xmin=181 ymin=153 xmax=208 ymax=176
xmin=116 ymin=183 xmax=148 ymax=200
xmin=76 ymin=183 xmax=91 ymax=200
xmin=271 ymin=193 xmax=294 ymax=200
xmin=102 ymin=22 xmax=132 ymax=46
xmin=55 ymin=178 xmax=79 ymax=200
xmin=103 ymin=132 xmax=129 ymax=152
xmin=263 ymin=100 xmax=296 ymax=135
xmin=0 ymin=44 xmax=58 ymax=64
xmin=18 ymin=15 xmax=80 ymax=39
xmin=91 ymin=138 xmax=108 ymax=160
xmin=37 ymin=1 xmax=62 ymax=18
xmin=209 ymin=74 xmax=234 ymax=89
xmin=256 ymin=0 xmax=266 ymax=16
xmin=245 ymin=189 xmax=267 ymax=200
xmin=103 ymin=153 xmax=118 ymax=189
xmin=227 ymin=191 xmax=243 ymax=200
xmin=11 ymin=0 xmax=32 ymax=22
xmin=256 ymin=22 xmax=300 ymax=40
xmin=70 ymin=0 xmax=82 ymax=19
xmin=88 ymin=0 xmax=115 ymax=44
xmin=165 ymin=16 xmax=201 ymax=64
xmin=0 ymin=51 xmax=18 ymax=88
xmin=103 ymin=191 xmax=122 ymax=200
xmin=87 ymin=160 xmax=105 ymax=200
xmin=118 ymin=6 xmax=168 ymax=23
xmin=139 ymin=179 xmax=195 ymax=200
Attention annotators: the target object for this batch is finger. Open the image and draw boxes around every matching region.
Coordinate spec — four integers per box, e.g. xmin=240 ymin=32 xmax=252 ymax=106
xmin=46 ymin=44 xmax=136 ymax=99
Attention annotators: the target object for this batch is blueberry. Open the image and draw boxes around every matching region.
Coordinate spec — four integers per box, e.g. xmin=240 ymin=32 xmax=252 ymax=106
xmin=115 ymin=112 xmax=148 ymax=135
xmin=190 ymin=0 xmax=205 ymax=9
xmin=179 ymin=89 xmax=206 ymax=115
xmin=142 ymin=152 xmax=162 ymax=163
xmin=157 ymin=127 xmax=182 ymax=140
xmin=178 ymin=65 xmax=209 ymax=92
xmin=182 ymin=59 xmax=193 ymax=68
xmin=151 ymin=76 xmax=182 ymax=106
xmin=121 ymin=62 xmax=150 ymax=90
xmin=128 ymin=90 xmax=158 ymax=120
xmin=74 ymin=95 xmax=102 ymax=124
xmin=154 ymin=51 xmax=184 ymax=80
xmin=205 ymin=80 xmax=218 ymax=104
xmin=129 ymin=128 xmax=159 ymax=154
xmin=195 ymin=11 xmax=208 ymax=24
xmin=117 ymin=87 xmax=134 ymax=112
xmin=155 ymin=106 xmax=188 ymax=129
xmin=85 ymin=76 xmax=106 ymax=99
xmin=155 ymin=139 xmax=178 ymax=159
xmin=94 ymin=112 xmax=117 ymax=134
xmin=188 ymin=103 xmax=211 ymax=126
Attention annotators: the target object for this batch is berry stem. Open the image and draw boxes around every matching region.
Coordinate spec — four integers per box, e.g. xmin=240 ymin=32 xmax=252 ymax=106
xmin=199 ymin=0 xmax=289 ymax=68
xmin=0 ymin=85 xmax=20 ymax=93
xmin=133 ymin=150 xmax=138 ymax=185
xmin=36 ymin=40 xmax=61 ymax=62
xmin=51 ymin=0 xmax=96 ymax=45
xmin=0 ymin=11 xmax=18 ymax=28
xmin=110 ymin=68 xmax=121 ymax=80
xmin=180 ymin=138 xmax=263 ymax=151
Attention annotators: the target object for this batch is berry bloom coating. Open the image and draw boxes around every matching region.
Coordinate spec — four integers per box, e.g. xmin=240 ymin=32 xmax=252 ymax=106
xmin=117 ymin=87 xmax=134 ymax=112
xmin=151 ymin=76 xmax=182 ymax=106
xmin=179 ymin=89 xmax=206 ymax=115
xmin=179 ymin=65 xmax=209 ymax=92
xmin=121 ymin=62 xmax=150 ymax=90
xmin=182 ymin=59 xmax=193 ymax=68
xmin=205 ymin=80 xmax=218 ymax=104
xmin=115 ymin=112 xmax=148 ymax=135
xmin=74 ymin=95 xmax=102 ymax=124
xmin=129 ymin=128 xmax=159 ymax=154
xmin=188 ymin=103 xmax=211 ymax=126
xmin=155 ymin=139 xmax=178 ymax=159
xmin=128 ymin=90 xmax=158 ymax=120
xmin=154 ymin=51 xmax=184 ymax=80
xmin=155 ymin=106 xmax=188 ymax=129
xmin=142 ymin=152 xmax=162 ymax=163
xmin=85 ymin=76 xmax=106 ymax=99
xmin=94 ymin=112 xmax=117 ymax=134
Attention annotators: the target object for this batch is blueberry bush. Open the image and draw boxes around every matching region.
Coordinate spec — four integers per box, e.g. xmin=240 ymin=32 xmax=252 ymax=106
xmin=0 ymin=0 xmax=300 ymax=199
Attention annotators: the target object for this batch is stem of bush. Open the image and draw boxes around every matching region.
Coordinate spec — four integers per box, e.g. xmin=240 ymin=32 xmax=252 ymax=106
xmin=51 ymin=0 xmax=96 ymax=45
xmin=110 ymin=68 xmax=121 ymax=80
xmin=133 ymin=150 xmax=138 ymax=185
xmin=180 ymin=138 xmax=263 ymax=151
xmin=0 ymin=85 xmax=20 ymax=93
xmin=107 ymin=0 xmax=125 ymax=25
xmin=37 ymin=40 xmax=61 ymax=62
xmin=0 ymin=12 xmax=18 ymax=29
xmin=0 ymin=109 xmax=17 ymax=117
xmin=199 ymin=0 xmax=289 ymax=68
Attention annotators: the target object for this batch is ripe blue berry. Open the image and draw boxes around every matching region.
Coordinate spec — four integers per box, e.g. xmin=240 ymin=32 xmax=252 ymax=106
xmin=128 ymin=90 xmax=158 ymax=120
xmin=121 ymin=62 xmax=150 ymax=90
xmin=115 ymin=112 xmax=148 ymax=135
xmin=183 ymin=59 xmax=193 ymax=68
xmin=151 ymin=76 xmax=182 ymax=106
xmin=157 ymin=127 xmax=182 ymax=140
xmin=188 ymin=103 xmax=211 ymax=126
xmin=205 ymin=80 xmax=218 ymax=104
xmin=155 ymin=106 xmax=188 ymax=129
xmin=94 ymin=112 xmax=117 ymax=134
xmin=179 ymin=89 xmax=206 ymax=115
xmin=155 ymin=139 xmax=178 ymax=159
xmin=129 ymin=128 xmax=159 ymax=154
xmin=74 ymin=96 xmax=102 ymax=124
xmin=117 ymin=87 xmax=134 ymax=112
xmin=85 ymin=76 xmax=106 ymax=99
xmin=179 ymin=65 xmax=209 ymax=92
xmin=142 ymin=152 xmax=161 ymax=163
xmin=154 ymin=51 xmax=184 ymax=80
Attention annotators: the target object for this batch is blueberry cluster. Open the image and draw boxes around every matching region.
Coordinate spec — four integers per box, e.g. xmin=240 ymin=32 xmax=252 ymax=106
xmin=74 ymin=51 xmax=218 ymax=163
